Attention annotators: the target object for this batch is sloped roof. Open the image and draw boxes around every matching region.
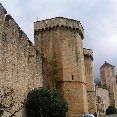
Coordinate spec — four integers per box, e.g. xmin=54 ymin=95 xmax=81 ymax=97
xmin=100 ymin=61 xmax=114 ymax=69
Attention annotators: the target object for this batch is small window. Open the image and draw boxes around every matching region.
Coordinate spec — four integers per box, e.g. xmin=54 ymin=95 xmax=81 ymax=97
xmin=72 ymin=75 xmax=74 ymax=80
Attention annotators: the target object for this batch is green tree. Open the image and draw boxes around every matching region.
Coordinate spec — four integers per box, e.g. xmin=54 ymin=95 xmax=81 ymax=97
xmin=106 ymin=106 xmax=117 ymax=115
xmin=25 ymin=87 xmax=68 ymax=117
xmin=0 ymin=106 xmax=4 ymax=117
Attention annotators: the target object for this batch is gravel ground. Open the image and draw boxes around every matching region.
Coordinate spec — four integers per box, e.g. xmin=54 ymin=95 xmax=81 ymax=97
xmin=99 ymin=114 xmax=117 ymax=117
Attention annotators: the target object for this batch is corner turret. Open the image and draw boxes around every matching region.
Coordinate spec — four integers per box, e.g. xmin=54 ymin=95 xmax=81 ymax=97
xmin=83 ymin=48 xmax=93 ymax=60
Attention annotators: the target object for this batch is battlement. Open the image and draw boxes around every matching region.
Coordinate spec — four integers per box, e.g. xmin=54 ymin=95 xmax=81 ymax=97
xmin=0 ymin=3 xmax=7 ymax=14
xmin=83 ymin=48 xmax=93 ymax=60
xmin=4 ymin=14 xmax=30 ymax=40
xmin=5 ymin=14 xmax=20 ymax=29
xmin=34 ymin=17 xmax=84 ymax=38
xmin=0 ymin=3 xmax=33 ymax=47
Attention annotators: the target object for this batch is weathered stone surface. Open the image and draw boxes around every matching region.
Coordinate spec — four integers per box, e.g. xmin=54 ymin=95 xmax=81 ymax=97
xmin=0 ymin=4 xmax=43 ymax=117
xmin=34 ymin=18 xmax=88 ymax=116
xmin=100 ymin=61 xmax=117 ymax=108
xmin=84 ymin=48 xmax=96 ymax=114
xmin=1 ymin=3 xmax=117 ymax=117
xmin=96 ymin=87 xmax=110 ymax=115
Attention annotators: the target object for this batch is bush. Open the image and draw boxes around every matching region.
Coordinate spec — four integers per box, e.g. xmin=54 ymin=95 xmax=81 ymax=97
xmin=106 ymin=106 xmax=117 ymax=115
xmin=0 ymin=108 xmax=4 ymax=117
xmin=25 ymin=87 xmax=68 ymax=117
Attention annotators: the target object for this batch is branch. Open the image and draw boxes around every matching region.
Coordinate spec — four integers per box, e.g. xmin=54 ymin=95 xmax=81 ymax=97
xmin=9 ymin=105 xmax=23 ymax=117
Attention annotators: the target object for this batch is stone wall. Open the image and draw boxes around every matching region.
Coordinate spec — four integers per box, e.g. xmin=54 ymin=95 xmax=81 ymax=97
xmin=0 ymin=3 xmax=43 ymax=117
xmin=96 ymin=87 xmax=110 ymax=115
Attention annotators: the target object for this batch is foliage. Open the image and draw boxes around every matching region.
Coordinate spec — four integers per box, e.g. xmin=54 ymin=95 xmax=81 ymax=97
xmin=0 ymin=106 xmax=4 ymax=117
xmin=25 ymin=87 xmax=68 ymax=117
xmin=106 ymin=106 xmax=117 ymax=115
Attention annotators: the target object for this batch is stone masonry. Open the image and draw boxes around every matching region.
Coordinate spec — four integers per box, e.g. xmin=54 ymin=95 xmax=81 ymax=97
xmin=95 ymin=61 xmax=117 ymax=116
xmin=0 ymin=3 xmax=117 ymax=117
xmin=100 ymin=62 xmax=117 ymax=108
xmin=34 ymin=17 xmax=89 ymax=116
xmin=0 ymin=3 xmax=43 ymax=117
xmin=96 ymin=87 xmax=110 ymax=115
xmin=84 ymin=49 xmax=96 ymax=114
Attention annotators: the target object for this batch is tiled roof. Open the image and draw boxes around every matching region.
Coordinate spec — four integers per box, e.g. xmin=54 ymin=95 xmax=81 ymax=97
xmin=100 ymin=61 xmax=114 ymax=69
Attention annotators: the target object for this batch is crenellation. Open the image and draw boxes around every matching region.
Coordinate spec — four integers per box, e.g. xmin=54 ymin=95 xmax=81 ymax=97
xmin=0 ymin=3 xmax=7 ymax=14
xmin=5 ymin=14 xmax=13 ymax=21
xmin=5 ymin=14 xmax=20 ymax=32
xmin=83 ymin=48 xmax=93 ymax=60
xmin=34 ymin=17 xmax=84 ymax=38
xmin=28 ymin=39 xmax=33 ymax=46
xmin=19 ymin=29 xmax=29 ymax=41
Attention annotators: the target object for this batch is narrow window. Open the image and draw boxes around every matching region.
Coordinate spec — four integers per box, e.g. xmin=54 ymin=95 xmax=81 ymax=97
xmin=72 ymin=75 xmax=74 ymax=80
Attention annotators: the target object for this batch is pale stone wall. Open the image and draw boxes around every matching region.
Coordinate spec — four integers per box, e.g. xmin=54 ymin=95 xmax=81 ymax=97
xmin=84 ymin=48 xmax=96 ymax=114
xmin=0 ymin=4 xmax=43 ymax=117
xmin=96 ymin=87 xmax=110 ymax=115
xmin=34 ymin=17 xmax=88 ymax=117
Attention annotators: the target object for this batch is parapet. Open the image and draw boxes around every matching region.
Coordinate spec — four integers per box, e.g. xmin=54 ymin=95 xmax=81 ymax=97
xmin=0 ymin=3 xmax=7 ymax=14
xmin=5 ymin=14 xmax=20 ymax=29
xmin=34 ymin=17 xmax=84 ymax=38
xmin=83 ymin=48 xmax=93 ymax=60
xmin=4 ymin=14 xmax=29 ymax=40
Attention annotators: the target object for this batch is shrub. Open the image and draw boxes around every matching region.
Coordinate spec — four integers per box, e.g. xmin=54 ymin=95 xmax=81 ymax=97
xmin=106 ymin=106 xmax=117 ymax=115
xmin=0 ymin=108 xmax=4 ymax=117
xmin=25 ymin=87 xmax=68 ymax=117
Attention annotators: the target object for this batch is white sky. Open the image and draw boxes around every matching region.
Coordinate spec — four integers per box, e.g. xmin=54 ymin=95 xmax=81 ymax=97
xmin=0 ymin=0 xmax=117 ymax=81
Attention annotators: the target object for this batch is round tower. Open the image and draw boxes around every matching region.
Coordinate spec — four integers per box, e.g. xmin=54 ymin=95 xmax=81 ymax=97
xmin=34 ymin=17 xmax=88 ymax=116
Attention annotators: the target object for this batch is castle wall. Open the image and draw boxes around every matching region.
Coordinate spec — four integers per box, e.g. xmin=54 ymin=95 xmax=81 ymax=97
xmin=34 ymin=17 xmax=88 ymax=116
xmin=96 ymin=87 xmax=110 ymax=115
xmin=0 ymin=4 xmax=43 ymax=117
xmin=84 ymin=49 xmax=96 ymax=114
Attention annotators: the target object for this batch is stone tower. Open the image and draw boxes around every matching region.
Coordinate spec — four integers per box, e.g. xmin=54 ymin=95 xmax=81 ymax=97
xmin=84 ymin=49 xmax=96 ymax=114
xmin=100 ymin=61 xmax=117 ymax=108
xmin=34 ymin=17 xmax=88 ymax=116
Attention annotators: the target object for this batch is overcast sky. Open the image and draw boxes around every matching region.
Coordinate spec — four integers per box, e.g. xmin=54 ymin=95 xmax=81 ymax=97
xmin=1 ymin=0 xmax=117 ymax=81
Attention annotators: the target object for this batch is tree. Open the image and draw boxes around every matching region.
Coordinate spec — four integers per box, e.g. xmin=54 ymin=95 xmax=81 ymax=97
xmin=25 ymin=87 xmax=68 ymax=117
xmin=0 ymin=106 xmax=4 ymax=117
xmin=106 ymin=106 xmax=117 ymax=115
